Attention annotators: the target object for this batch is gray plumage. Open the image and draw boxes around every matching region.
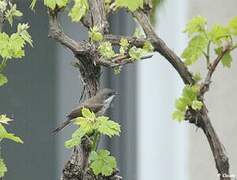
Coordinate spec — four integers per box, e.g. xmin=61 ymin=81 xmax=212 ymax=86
xmin=52 ymin=88 xmax=116 ymax=133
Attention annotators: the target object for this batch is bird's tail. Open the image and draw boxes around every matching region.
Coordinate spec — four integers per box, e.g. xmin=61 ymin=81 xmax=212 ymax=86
xmin=51 ymin=119 xmax=72 ymax=134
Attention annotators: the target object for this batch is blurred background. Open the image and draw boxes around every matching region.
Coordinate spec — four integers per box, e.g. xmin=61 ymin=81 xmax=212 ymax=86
xmin=0 ymin=0 xmax=237 ymax=180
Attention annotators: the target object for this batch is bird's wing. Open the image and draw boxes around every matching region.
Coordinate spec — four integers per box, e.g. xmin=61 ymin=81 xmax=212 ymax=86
xmin=67 ymin=103 xmax=104 ymax=120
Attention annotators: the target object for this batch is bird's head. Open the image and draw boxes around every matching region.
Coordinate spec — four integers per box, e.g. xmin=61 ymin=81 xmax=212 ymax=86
xmin=97 ymin=88 xmax=117 ymax=105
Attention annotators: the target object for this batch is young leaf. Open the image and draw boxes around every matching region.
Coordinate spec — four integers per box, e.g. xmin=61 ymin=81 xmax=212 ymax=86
xmin=191 ymin=100 xmax=203 ymax=110
xmin=175 ymin=98 xmax=187 ymax=112
xmin=89 ymin=149 xmax=117 ymax=176
xmin=64 ymin=128 xmax=87 ymax=148
xmin=182 ymin=34 xmax=208 ymax=65
xmin=95 ymin=116 xmax=120 ymax=137
xmin=143 ymin=41 xmax=154 ymax=53
xmin=69 ymin=0 xmax=88 ymax=22
xmin=89 ymin=26 xmax=103 ymax=42
xmin=129 ymin=46 xmax=146 ymax=60
xmin=215 ymin=48 xmax=232 ymax=68
xmin=0 ymin=159 xmax=7 ymax=178
xmin=0 ymin=74 xmax=7 ymax=87
xmin=172 ymin=110 xmax=185 ymax=122
xmin=209 ymin=24 xmax=230 ymax=45
xmin=228 ymin=16 xmax=237 ymax=35
xmin=30 ymin=0 xmax=37 ymax=10
xmin=81 ymin=108 xmax=96 ymax=120
xmin=98 ymin=41 xmax=115 ymax=59
xmin=44 ymin=0 xmax=68 ymax=9
xmin=0 ymin=1 xmax=7 ymax=12
xmin=5 ymin=4 xmax=23 ymax=26
xmin=17 ymin=23 xmax=33 ymax=47
xmin=115 ymin=0 xmax=144 ymax=12
xmin=184 ymin=16 xmax=207 ymax=37
xmin=0 ymin=114 xmax=12 ymax=125
xmin=193 ymin=72 xmax=202 ymax=82
xmin=119 ymin=38 xmax=129 ymax=54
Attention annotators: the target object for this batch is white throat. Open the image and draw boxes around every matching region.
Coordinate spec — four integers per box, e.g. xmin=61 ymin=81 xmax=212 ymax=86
xmin=97 ymin=95 xmax=115 ymax=116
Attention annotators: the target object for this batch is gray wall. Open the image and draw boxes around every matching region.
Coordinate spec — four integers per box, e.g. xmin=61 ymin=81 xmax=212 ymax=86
xmin=0 ymin=3 xmax=57 ymax=180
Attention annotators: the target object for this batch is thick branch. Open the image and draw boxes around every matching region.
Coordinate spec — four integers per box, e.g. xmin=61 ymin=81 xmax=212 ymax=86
xmin=48 ymin=10 xmax=89 ymax=54
xmin=187 ymin=107 xmax=230 ymax=180
xmin=133 ymin=10 xmax=194 ymax=85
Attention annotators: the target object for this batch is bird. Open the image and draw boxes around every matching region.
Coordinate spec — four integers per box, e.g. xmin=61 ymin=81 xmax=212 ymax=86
xmin=52 ymin=88 xmax=116 ymax=133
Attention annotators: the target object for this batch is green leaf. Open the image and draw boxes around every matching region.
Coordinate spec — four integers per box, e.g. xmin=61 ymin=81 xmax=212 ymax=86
xmin=64 ymin=128 xmax=87 ymax=148
xmin=228 ymin=16 xmax=237 ymax=35
xmin=0 ymin=74 xmax=7 ymax=87
xmin=182 ymin=34 xmax=208 ymax=65
xmin=81 ymin=108 xmax=96 ymax=120
xmin=74 ymin=117 xmax=94 ymax=132
xmin=56 ymin=0 xmax=68 ymax=7
xmin=0 ymin=114 xmax=12 ymax=125
xmin=133 ymin=28 xmax=145 ymax=38
xmin=221 ymin=52 xmax=232 ymax=68
xmin=5 ymin=4 xmax=23 ymax=26
xmin=89 ymin=149 xmax=117 ymax=176
xmin=44 ymin=0 xmax=56 ymax=9
xmin=0 ymin=159 xmax=7 ymax=178
xmin=143 ymin=41 xmax=154 ymax=52
xmin=129 ymin=46 xmax=146 ymax=60
xmin=69 ymin=0 xmax=88 ymax=22
xmin=95 ymin=116 xmax=120 ymax=137
xmin=30 ymin=0 xmax=37 ymax=10
xmin=172 ymin=110 xmax=185 ymax=122
xmin=193 ymin=72 xmax=202 ymax=82
xmin=182 ymin=85 xmax=199 ymax=103
xmin=17 ymin=23 xmax=33 ymax=47
xmin=175 ymin=98 xmax=187 ymax=112
xmin=98 ymin=41 xmax=115 ymax=59
xmin=209 ymin=24 xmax=230 ymax=45
xmin=215 ymin=47 xmax=232 ymax=68
xmin=184 ymin=16 xmax=207 ymax=37
xmin=119 ymin=38 xmax=129 ymax=54
xmin=115 ymin=0 xmax=144 ymax=11
xmin=191 ymin=100 xmax=203 ymax=110
xmin=0 ymin=1 xmax=7 ymax=12
xmin=89 ymin=26 xmax=103 ymax=42
xmin=0 ymin=124 xmax=23 ymax=143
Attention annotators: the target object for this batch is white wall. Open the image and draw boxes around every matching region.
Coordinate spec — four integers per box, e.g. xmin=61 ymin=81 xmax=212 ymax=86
xmin=137 ymin=0 xmax=188 ymax=179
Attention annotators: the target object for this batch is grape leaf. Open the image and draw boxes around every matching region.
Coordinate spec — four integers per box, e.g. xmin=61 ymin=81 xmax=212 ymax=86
xmin=0 ymin=114 xmax=12 ymax=125
xmin=172 ymin=110 xmax=185 ymax=122
xmin=182 ymin=34 xmax=208 ymax=65
xmin=184 ymin=16 xmax=207 ymax=37
xmin=89 ymin=26 xmax=103 ymax=42
xmin=215 ymin=47 xmax=232 ymax=68
xmin=191 ymin=100 xmax=203 ymax=110
xmin=0 ymin=74 xmax=7 ymax=87
xmin=89 ymin=149 xmax=117 ymax=176
xmin=129 ymin=46 xmax=146 ymax=60
xmin=69 ymin=0 xmax=88 ymax=22
xmin=64 ymin=128 xmax=87 ymax=148
xmin=0 ymin=159 xmax=7 ymax=178
xmin=95 ymin=116 xmax=120 ymax=137
xmin=5 ymin=4 xmax=23 ymax=26
xmin=115 ymin=0 xmax=144 ymax=12
xmin=209 ymin=24 xmax=230 ymax=45
xmin=98 ymin=41 xmax=115 ymax=59
xmin=228 ymin=16 xmax=237 ymax=35
xmin=44 ymin=0 xmax=68 ymax=9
